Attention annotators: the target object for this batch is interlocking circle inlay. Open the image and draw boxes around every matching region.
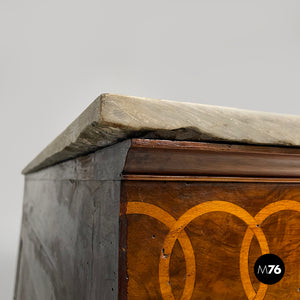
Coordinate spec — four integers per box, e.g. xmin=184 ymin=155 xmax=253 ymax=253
xmin=126 ymin=200 xmax=300 ymax=300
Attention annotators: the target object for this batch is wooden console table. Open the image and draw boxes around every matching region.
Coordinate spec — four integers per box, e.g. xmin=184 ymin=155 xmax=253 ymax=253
xmin=15 ymin=94 xmax=300 ymax=299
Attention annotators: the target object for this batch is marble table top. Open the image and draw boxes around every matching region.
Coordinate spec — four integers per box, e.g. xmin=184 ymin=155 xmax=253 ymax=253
xmin=23 ymin=94 xmax=300 ymax=174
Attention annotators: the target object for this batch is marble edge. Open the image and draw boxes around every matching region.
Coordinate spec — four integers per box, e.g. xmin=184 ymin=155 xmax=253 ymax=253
xmin=22 ymin=93 xmax=300 ymax=174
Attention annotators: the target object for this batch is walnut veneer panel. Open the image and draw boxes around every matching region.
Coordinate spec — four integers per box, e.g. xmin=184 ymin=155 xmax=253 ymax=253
xmin=120 ymin=180 xmax=300 ymax=300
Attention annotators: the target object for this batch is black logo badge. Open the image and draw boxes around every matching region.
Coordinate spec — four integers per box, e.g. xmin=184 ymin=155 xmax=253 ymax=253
xmin=254 ymin=254 xmax=285 ymax=285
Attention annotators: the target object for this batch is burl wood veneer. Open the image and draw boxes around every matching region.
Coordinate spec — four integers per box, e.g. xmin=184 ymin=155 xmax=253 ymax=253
xmin=15 ymin=94 xmax=300 ymax=300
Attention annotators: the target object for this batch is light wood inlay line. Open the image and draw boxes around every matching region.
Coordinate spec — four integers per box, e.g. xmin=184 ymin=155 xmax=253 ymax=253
xmin=126 ymin=202 xmax=196 ymax=300
xmin=240 ymin=200 xmax=300 ymax=300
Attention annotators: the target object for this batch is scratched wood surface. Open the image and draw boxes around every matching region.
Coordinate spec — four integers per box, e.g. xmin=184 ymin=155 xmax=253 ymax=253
xmin=14 ymin=140 xmax=131 ymax=300
xmin=120 ymin=181 xmax=300 ymax=300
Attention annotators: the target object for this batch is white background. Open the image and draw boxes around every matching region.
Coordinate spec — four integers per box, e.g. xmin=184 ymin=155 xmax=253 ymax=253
xmin=1 ymin=1 xmax=300 ymax=299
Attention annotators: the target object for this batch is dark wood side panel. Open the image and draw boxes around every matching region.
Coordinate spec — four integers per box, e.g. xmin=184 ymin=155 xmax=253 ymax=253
xmin=15 ymin=140 xmax=132 ymax=300
xmin=124 ymin=139 xmax=300 ymax=177
xmin=15 ymin=179 xmax=121 ymax=300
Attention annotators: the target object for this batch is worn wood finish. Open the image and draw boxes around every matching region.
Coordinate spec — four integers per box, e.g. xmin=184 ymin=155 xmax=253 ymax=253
xmin=124 ymin=139 xmax=300 ymax=177
xmin=121 ymin=180 xmax=300 ymax=300
xmin=14 ymin=141 xmax=131 ymax=300
xmin=25 ymin=139 xmax=132 ymax=181
xmin=16 ymin=180 xmax=121 ymax=300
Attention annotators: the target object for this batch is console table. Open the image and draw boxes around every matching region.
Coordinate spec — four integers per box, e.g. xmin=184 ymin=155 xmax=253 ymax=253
xmin=15 ymin=94 xmax=300 ymax=299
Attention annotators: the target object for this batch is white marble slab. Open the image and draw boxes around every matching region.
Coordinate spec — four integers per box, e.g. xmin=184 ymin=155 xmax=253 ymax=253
xmin=23 ymin=93 xmax=300 ymax=174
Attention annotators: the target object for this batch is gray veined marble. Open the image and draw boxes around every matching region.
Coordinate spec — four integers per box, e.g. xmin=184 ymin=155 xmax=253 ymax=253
xmin=23 ymin=93 xmax=300 ymax=174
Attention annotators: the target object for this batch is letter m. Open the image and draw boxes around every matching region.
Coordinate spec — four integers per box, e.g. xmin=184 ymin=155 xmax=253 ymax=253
xmin=257 ymin=265 xmax=268 ymax=274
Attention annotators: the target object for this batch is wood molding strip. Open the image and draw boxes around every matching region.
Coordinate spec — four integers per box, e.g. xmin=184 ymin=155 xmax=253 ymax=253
xmin=131 ymin=139 xmax=300 ymax=155
xmin=124 ymin=139 xmax=300 ymax=177
xmin=122 ymin=174 xmax=300 ymax=183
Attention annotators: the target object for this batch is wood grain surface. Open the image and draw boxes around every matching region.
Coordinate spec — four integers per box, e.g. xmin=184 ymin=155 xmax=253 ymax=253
xmin=122 ymin=174 xmax=300 ymax=183
xmin=124 ymin=139 xmax=300 ymax=177
xmin=120 ymin=181 xmax=300 ymax=300
xmin=17 ymin=137 xmax=300 ymax=300
xmin=15 ymin=141 xmax=131 ymax=300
